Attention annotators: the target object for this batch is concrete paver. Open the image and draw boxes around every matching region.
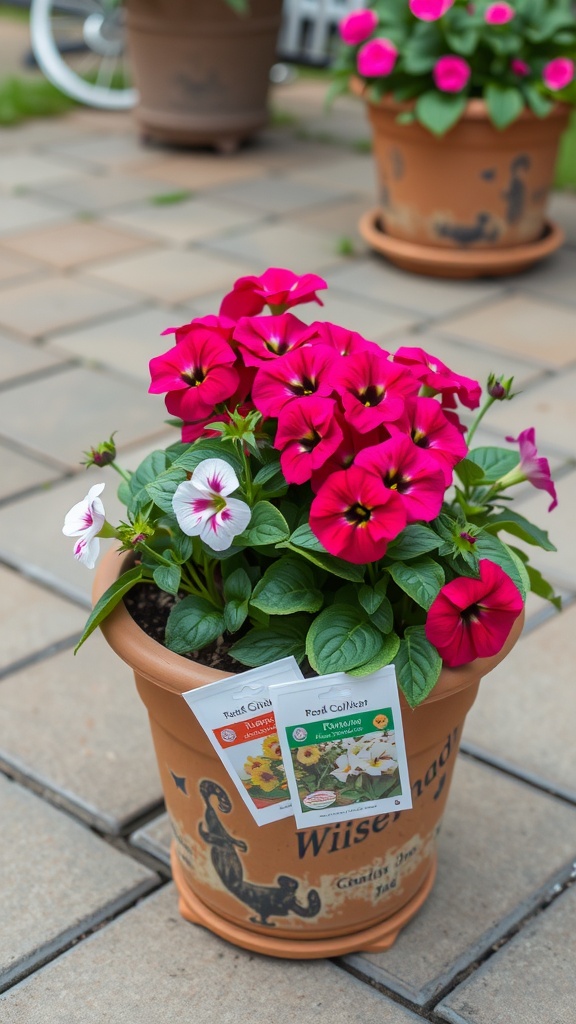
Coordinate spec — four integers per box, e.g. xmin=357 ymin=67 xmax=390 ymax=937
xmin=1 ymin=219 xmax=154 ymax=269
xmin=0 ymin=275 xmax=139 ymax=338
xmin=106 ymin=195 xmax=264 ymax=245
xmin=0 ymin=330 xmax=66 ymax=383
xmin=0 ymin=567 xmax=85 ymax=672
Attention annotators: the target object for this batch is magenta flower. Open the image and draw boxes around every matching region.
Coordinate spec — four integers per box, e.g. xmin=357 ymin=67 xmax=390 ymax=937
xmin=172 ymin=459 xmax=251 ymax=552
xmin=390 ymin=397 xmax=468 ymax=485
xmin=410 ymin=0 xmax=454 ymax=21
xmin=542 ymin=57 xmax=575 ymax=91
xmin=393 ymin=346 xmax=481 ymax=410
xmin=485 ymin=2 xmax=515 ymax=24
xmin=355 ymin=435 xmax=446 ymax=523
xmin=433 ymin=55 xmax=472 ymax=92
xmin=62 ymin=483 xmax=106 ymax=569
xmin=252 ymin=345 xmax=334 ymax=419
xmin=219 ymin=268 xmax=327 ymax=320
xmin=504 ymin=428 xmax=558 ymax=511
xmin=233 ymin=313 xmax=309 ymax=368
xmin=426 ymin=559 xmax=523 ymax=666
xmin=310 ymin=416 xmax=388 ymax=493
xmin=511 ymin=58 xmax=531 ymax=77
xmin=161 ymin=314 xmax=236 ymax=347
xmin=310 ymin=466 xmax=406 ymax=565
xmin=275 ymin=397 xmax=343 ymax=485
xmin=149 ymin=332 xmax=239 ymax=422
xmin=329 ymin=349 xmax=420 ymax=434
xmin=357 ymin=37 xmax=398 ymax=78
xmin=339 ymin=9 xmax=378 ymax=45
xmin=304 ymin=321 xmax=378 ymax=359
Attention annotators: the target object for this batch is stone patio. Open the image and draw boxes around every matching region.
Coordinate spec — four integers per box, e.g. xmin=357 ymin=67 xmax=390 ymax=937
xmin=1 ymin=42 xmax=575 ymax=1024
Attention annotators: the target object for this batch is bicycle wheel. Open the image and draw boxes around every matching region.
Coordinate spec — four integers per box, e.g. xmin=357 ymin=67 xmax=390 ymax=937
xmin=30 ymin=0 xmax=137 ymax=110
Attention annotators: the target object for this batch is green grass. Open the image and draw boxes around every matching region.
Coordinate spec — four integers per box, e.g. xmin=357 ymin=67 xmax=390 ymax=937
xmin=149 ymin=190 xmax=194 ymax=206
xmin=554 ymin=111 xmax=576 ymax=191
xmin=0 ymin=3 xmax=30 ymax=21
xmin=0 ymin=76 xmax=76 ymax=125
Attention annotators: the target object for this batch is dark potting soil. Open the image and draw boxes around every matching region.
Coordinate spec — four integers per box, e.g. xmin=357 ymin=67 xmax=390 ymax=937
xmin=124 ymin=583 xmax=244 ymax=674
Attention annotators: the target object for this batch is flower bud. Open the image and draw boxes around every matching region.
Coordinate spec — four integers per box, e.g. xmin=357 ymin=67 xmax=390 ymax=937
xmin=82 ymin=434 xmax=117 ymax=468
xmin=487 ymin=374 xmax=514 ymax=400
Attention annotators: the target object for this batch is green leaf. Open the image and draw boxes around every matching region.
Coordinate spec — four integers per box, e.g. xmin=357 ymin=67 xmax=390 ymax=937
xmin=153 ymin=563 xmax=181 ymax=595
xmin=387 ymin=558 xmax=445 ymax=610
xmin=165 ymin=596 xmax=225 ymax=655
xmin=454 ymin=458 xmax=486 ymax=488
xmin=282 ymin=524 xmax=366 ymax=582
xmin=394 ymin=627 xmax=442 ymax=708
xmin=485 ymin=508 xmax=556 ymax=551
xmin=466 ymin=446 xmax=519 ymax=482
xmin=74 ymin=566 xmax=144 ymax=653
xmin=525 ymin=564 xmax=562 ymax=609
xmin=253 ymin=461 xmax=288 ymax=497
xmin=485 ymin=83 xmax=525 ymax=130
xmin=173 ymin=441 xmax=242 ymax=475
xmin=145 ymin=470 xmax=187 ymax=514
xmin=415 ymin=91 xmax=468 ymax=136
xmin=229 ymin=620 xmax=307 ymax=667
xmin=236 ymin=501 xmax=290 ymax=547
xmin=306 ymin=605 xmax=384 ymax=675
xmin=223 ymin=567 xmax=252 ymax=603
xmin=358 ymin=584 xmax=385 ymax=615
xmin=251 ymin=556 xmax=323 ymax=615
xmin=474 ymin=532 xmax=526 ymax=598
xmin=385 ymin=524 xmax=442 ymax=561
xmin=523 ymin=83 xmax=554 ymax=119
xmin=347 ymin=632 xmax=400 ymax=676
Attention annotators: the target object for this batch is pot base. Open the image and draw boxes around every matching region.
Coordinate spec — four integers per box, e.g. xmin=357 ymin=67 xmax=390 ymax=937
xmin=171 ymin=843 xmax=437 ymax=959
xmin=359 ymin=210 xmax=564 ymax=279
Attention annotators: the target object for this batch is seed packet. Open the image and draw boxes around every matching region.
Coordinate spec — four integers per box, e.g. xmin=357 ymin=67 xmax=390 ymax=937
xmin=182 ymin=658 xmax=304 ymax=826
xmin=270 ymin=666 xmax=412 ymax=829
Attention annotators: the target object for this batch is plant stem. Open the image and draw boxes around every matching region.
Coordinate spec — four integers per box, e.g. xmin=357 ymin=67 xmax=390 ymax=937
xmin=466 ymin=395 xmax=496 ymax=447
xmin=110 ymin=461 xmax=131 ymax=483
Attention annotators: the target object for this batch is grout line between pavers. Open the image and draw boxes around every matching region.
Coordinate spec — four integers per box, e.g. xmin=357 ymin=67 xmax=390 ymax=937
xmin=0 ymin=633 xmax=81 ymax=683
xmin=459 ymin=745 xmax=576 ymax=807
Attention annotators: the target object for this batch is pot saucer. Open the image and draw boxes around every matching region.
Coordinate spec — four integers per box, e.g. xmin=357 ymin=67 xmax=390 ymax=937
xmin=359 ymin=210 xmax=564 ymax=279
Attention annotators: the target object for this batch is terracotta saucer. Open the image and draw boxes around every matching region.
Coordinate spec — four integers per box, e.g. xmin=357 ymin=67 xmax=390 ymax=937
xmin=359 ymin=210 xmax=564 ymax=279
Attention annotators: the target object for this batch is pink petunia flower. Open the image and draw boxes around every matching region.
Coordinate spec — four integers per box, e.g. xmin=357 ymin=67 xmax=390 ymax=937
xmin=219 ymin=268 xmax=327 ymax=320
xmin=251 ymin=344 xmax=335 ymax=419
xmin=62 ymin=483 xmax=106 ymax=569
xmin=233 ymin=313 xmax=310 ymax=368
xmin=389 ymin=397 xmax=468 ymax=485
xmin=355 ymin=435 xmax=446 ymax=523
xmin=172 ymin=459 xmax=251 ymax=552
xmin=303 ymin=321 xmax=379 ymax=359
xmin=433 ymin=55 xmax=472 ymax=92
xmin=511 ymin=58 xmax=531 ymax=77
xmin=275 ymin=397 xmax=343 ymax=485
xmin=328 ymin=349 xmax=420 ymax=434
xmin=310 ymin=465 xmax=406 ymax=564
xmin=149 ymin=332 xmax=239 ymax=423
xmin=357 ymin=37 xmax=398 ymax=78
xmin=310 ymin=415 xmax=388 ymax=493
xmin=542 ymin=57 xmax=575 ymax=91
xmin=393 ymin=346 xmax=481 ymax=410
xmin=485 ymin=2 xmax=515 ymax=24
xmin=410 ymin=0 xmax=454 ymax=21
xmin=504 ymin=427 xmax=558 ymax=511
xmin=339 ymin=9 xmax=378 ymax=45
xmin=160 ymin=314 xmax=236 ymax=347
xmin=425 ymin=559 xmax=523 ymax=666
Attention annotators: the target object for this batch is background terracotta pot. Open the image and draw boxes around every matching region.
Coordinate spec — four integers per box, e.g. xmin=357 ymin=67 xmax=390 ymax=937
xmin=124 ymin=0 xmax=283 ymax=148
xmin=356 ymin=85 xmax=569 ymax=266
xmin=94 ymin=547 xmax=524 ymax=959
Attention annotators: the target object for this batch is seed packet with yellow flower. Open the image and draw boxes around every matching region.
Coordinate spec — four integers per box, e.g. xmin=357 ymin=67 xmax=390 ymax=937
xmin=270 ymin=667 xmax=412 ymax=829
xmin=182 ymin=657 xmax=303 ymax=825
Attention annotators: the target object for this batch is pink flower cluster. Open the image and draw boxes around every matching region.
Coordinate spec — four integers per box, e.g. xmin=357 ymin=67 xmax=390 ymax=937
xmin=149 ymin=269 xmax=479 ymax=566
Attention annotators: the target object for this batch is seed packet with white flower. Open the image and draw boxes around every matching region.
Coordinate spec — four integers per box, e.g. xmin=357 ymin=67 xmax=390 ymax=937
xmin=182 ymin=658 xmax=303 ymax=826
xmin=270 ymin=667 xmax=412 ymax=830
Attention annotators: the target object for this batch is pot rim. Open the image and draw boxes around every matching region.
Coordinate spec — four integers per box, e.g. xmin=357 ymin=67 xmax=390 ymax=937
xmin=92 ymin=546 xmax=525 ymax=703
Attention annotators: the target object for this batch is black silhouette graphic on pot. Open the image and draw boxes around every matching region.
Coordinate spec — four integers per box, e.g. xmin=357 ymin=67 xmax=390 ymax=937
xmin=198 ymin=779 xmax=321 ymax=927
xmin=502 ymin=154 xmax=531 ymax=225
xmin=436 ymin=212 xmax=500 ymax=245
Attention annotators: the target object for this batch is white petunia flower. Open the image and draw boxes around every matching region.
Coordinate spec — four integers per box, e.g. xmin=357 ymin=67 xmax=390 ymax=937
xmin=330 ymin=753 xmax=359 ymax=784
xmin=62 ymin=482 xmax=106 ymax=569
xmin=172 ymin=458 xmax=251 ymax=552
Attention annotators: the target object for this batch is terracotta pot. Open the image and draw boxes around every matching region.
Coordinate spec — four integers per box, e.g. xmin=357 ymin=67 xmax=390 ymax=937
xmin=94 ymin=547 xmax=524 ymax=959
xmin=124 ymin=0 xmax=283 ymax=148
xmin=355 ymin=83 xmax=569 ymax=254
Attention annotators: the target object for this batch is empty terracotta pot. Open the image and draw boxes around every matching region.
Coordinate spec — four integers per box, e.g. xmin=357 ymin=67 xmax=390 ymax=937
xmin=94 ymin=547 xmax=524 ymax=959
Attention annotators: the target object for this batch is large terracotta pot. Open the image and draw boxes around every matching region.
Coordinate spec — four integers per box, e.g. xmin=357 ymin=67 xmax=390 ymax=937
xmin=124 ymin=0 xmax=283 ymax=148
xmin=356 ymin=84 xmax=569 ymax=277
xmin=94 ymin=547 xmax=524 ymax=959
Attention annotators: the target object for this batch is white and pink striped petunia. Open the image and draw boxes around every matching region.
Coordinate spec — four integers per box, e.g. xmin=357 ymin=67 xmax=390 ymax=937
xmin=62 ymin=483 xmax=106 ymax=568
xmin=172 ymin=459 xmax=251 ymax=552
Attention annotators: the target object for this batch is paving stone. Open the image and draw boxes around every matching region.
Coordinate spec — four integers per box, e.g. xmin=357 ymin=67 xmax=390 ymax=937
xmin=410 ymin=332 xmax=547 ymax=393
xmin=106 ymin=195 xmax=263 ymax=245
xmin=464 ymin=605 xmax=576 ymax=801
xmin=326 ymin=258 xmax=506 ymax=318
xmin=1 ymin=220 xmax=153 ymax=270
xmin=515 ymin=246 xmax=576 ymax=307
xmin=0 ymin=365 xmax=165 ymax=467
xmin=297 ymin=288 xmax=420 ymax=343
xmin=205 ymin=221 xmax=350 ymax=274
xmin=0 ymin=774 xmax=158 ymax=992
xmin=0 ymin=154 xmax=80 ymax=190
xmin=0 ymin=886 xmax=422 ymax=1024
xmin=130 ymin=812 xmax=172 ymax=868
xmin=44 ymin=132 xmax=169 ymax=172
xmin=291 ymin=196 xmax=372 ymax=244
xmin=0 ymin=631 xmax=163 ymax=833
xmin=130 ymin=152 xmax=270 ymax=189
xmin=210 ymin=175 xmax=348 ymax=214
xmin=29 ymin=173 xmax=191 ymax=213
xmin=0 ymin=443 xmax=61 ymax=501
xmin=344 ymin=756 xmax=576 ymax=1007
xmin=0 ymin=248 xmax=43 ymax=286
xmin=0 ymin=567 xmax=85 ymax=671
xmin=439 ymin=294 xmax=576 ymax=368
xmin=0 ymin=275 xmax=138 ymax=339
xmin=287 ymin=153 xmax=376 ymax=195
xmin=548 ymin=190 xmax=576 ymax=247
xmin=85 ymin=248 xmax=252 ymax=304
xmin=0 ymin=195 xmax=66 ymax=236
xmin=436 ymin=884 xmax=576 ymax=1024
xmin=486 ymin=368 xmax=576 ymax=458
xmin=0 ymin=331 xmax=66 ymax=383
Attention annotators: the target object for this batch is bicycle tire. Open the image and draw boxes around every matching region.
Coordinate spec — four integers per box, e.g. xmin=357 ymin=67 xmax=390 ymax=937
xmin=30 ymin=0 xmax=138 ymax=110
